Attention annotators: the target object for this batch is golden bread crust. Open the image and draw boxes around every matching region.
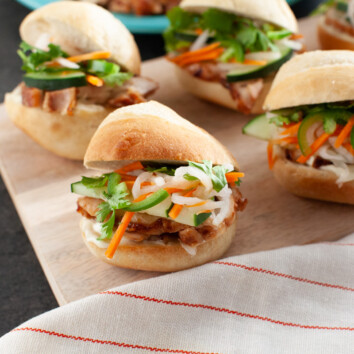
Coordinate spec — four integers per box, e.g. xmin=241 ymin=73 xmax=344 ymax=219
xmin=20 ymin=1 xmax=141 ymax=74
xmin=174 ymin=65 xmax=273 ymax=115
xmin=81 ymin=217 xmax=238 ymax=272
xmin=180 ymin=0 xmax=298 ymax=32
xmin=264 ymin=50 xmax=354 ymax=110
xmin=84 ymin=100 xmax=239 ymax=170
xmin=5 ymin=87 xmax=113 ymax=160
xmin=272 ymin=146 xmax=354 ymax=205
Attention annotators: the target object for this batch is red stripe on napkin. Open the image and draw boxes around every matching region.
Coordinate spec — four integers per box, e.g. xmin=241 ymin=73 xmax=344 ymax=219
xmin=100 ymin=291 xmax=354 ymax=331
xmin=12 ymin=328 xmax=216 ymax=354
xmin=214 ymin=261 xmax=354 ymax=291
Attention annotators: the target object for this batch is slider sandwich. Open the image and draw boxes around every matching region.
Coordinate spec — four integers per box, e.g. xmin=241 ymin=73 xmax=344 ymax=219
xmin=5 ymin=1 xmax=157 ymax=160
xmin=71 ymin=101 xmax=247 ymax=271
xmin=243 ymin=51 xmax=354 ymax=204
xmin=314 ymin=0 xmax=354 ymax=50
xmin=164 ymin=0 xmax=301 ymax=114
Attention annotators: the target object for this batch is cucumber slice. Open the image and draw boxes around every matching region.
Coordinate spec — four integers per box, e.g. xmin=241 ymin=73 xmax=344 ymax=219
xmin=24 ymin=71 xmax=87 ymax=91
xmin=71 ymin=181 xmax=106 ymax=199
xmin=141 ymin=195 xmax=212 ymax=227
xmin=226 ymin=47 xmax=293 ymax=82
xmin=297 ymin=114 xmax=324 ymax=156
xmin=351 ymin=126 xmax=354 ymax=149
xmin=242 ymin=114 xmax=277 ymax=141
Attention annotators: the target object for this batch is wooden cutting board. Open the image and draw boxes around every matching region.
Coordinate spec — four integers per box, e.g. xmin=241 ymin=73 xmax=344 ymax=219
xmin=0 ymin=17 xmax=353 ymax=306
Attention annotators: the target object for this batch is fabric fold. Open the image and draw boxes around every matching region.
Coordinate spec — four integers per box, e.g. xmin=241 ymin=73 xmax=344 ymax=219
xmin=1 ymin=235 xmax=353 ymax=353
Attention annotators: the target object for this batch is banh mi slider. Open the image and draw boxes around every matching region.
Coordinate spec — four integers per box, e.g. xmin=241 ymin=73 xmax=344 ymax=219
xmin=4 ymin=1 xmax=157 ymax=160
xmin=164 ymin=0 xmax=302 ymax=114
xmin=243 ymin=51 xmax=354 ymax=204
xmin=71 ymin=101 xmax=247 ymax=271
xmin=314 ymin=0 xmax=354 ymax=50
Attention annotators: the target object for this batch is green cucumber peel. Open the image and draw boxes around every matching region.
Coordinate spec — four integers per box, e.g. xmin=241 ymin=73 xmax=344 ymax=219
xmin=123 ymin=189 xmax=169 ymax=212
xmin=194 ymin=212 xmax=212 ymax=226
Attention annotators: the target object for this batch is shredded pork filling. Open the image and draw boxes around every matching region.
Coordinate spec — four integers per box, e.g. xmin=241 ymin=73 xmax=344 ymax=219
xmin=77 ymin=185 xmax=246 ymax=247
xmin=21 ymin=76 xmax=158 ymax=115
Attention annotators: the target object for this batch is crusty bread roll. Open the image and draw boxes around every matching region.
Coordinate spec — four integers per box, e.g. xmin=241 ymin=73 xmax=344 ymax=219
xmin=7 ymin=1 xmax=143 ymax=160
xmin=80 ymin=101 xmax=242 ymax=271
xmin=81 ymin=217 xmax=237 ymax=272
xmin=84 ymin=100 xmax=239 ymax=170
xmin=272 ymin=146 xmax=354 ymax=205
xmin=20 ymin=1 xmax=140 ymax=74
xmin=318 ymin=16 xmax=354 ymax=51
xmin=180 ymin=0 xmax=298 ymax=33
xmin=5 ymin=87 xmax=114 ymax=160
xmin=174 ymin=65 xmax=274 ymax=115
xmin=264 ymin=50 xmax=354 ymax=111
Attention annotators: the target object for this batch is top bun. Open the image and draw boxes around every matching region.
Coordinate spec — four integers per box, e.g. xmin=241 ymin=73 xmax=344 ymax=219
xmin=180 ymin=0 xmax=298 ymax=33
xmin=84 ymin=101 xmax=238 ymax=170
xmin=264 ymin=50 xmax=354 ymax=111
xmin=20 ymin=1 xmax=140 ymax=74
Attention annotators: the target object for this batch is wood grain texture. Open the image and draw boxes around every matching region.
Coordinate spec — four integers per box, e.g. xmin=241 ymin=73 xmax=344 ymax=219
xmin=0 ymin=17 xmax=353 ymax=305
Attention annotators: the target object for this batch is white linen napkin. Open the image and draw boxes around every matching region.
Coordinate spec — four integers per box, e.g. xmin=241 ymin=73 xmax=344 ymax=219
xmin=1 ymin=234 xmax=353 ymax=354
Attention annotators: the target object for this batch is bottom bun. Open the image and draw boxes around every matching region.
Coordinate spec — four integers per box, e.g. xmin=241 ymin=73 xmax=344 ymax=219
xmin=174 ymin=65 xmax=273 ymax=114
xmin=4 ymin=87 xmax=113 ymax=160
xmin=272 ymin=146 xmax=354 ymax=205
xmin=318 ymin=16 xmax=354 ymax=50
xmin=81 ymin=217 xmax=237 ymax=272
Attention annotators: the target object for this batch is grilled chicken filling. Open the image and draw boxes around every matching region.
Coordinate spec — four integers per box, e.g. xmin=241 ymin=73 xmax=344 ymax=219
xmin=77 ymin=185 xmax=246 ymax=247
xmin=21 ymin=76 xmax=158 ymax=115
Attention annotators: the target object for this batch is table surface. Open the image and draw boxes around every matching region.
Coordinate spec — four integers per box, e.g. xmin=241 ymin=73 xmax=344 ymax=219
xmin=0 ymin=0 xmax=323 ymax=337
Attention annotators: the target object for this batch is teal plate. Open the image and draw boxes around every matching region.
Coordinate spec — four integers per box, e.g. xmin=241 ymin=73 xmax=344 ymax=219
xmin=16 ymin=0 xmax=302 ymax=34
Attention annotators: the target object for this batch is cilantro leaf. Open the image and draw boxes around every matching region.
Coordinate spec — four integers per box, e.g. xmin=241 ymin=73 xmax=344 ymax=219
xmin=167 ymin=7 xmax=199 ymax=30
xmin=183 ymin=173 xmax=198 ymax=181
xmin=237 ymin=26 xmax=257 ymax=48
xmin=96 ymin=176 xmax=131 ymax=240
xmin=87 ymin=60 xmax=132 ymax=87
xmin=266 ymin=29 xmax=292 ymax=41
xmin=212 ymin=165 xmax=228 ymax=190
xmin=219 ymin=40 xmax=244 ymax=63
xmin=188 ymin=160 xmax=228 ymax=192
xmin=98 ymin=213 xmax=115 ymax=240
xmin=81 ymin=175 xmax=109 ymax=189
xmin=235 ymin=179 xmax=242 ymax=187
xmin=269 ymin=115 xmax=291 ymax=127
xmin=145 ymin=166 xmax=176 ymax=176
xmin=96 ymin=202 xmax=112 ymax=223
xmin=107 ymin=173 xmax=121 ymax=195
xmin=201 ymin=9 xmax=234 ymax=33
xmin=104 ymin=181 xmax=131 ymax=210
xmin=18 ymin=41 xmax=68 ymax=73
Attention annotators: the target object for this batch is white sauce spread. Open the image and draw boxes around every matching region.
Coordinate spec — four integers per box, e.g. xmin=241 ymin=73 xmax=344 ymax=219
xmin=81 ymin=218 xmax=180 ymax=250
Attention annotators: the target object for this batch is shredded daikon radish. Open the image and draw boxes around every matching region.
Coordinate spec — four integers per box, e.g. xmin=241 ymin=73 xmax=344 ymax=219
xmin=174 ymin=166 xmax=213 ymax=191
xmin=190 ymin=30 xmax=210 ymax=51
xmin=55 ymin=57 xmax=80 ymax=69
